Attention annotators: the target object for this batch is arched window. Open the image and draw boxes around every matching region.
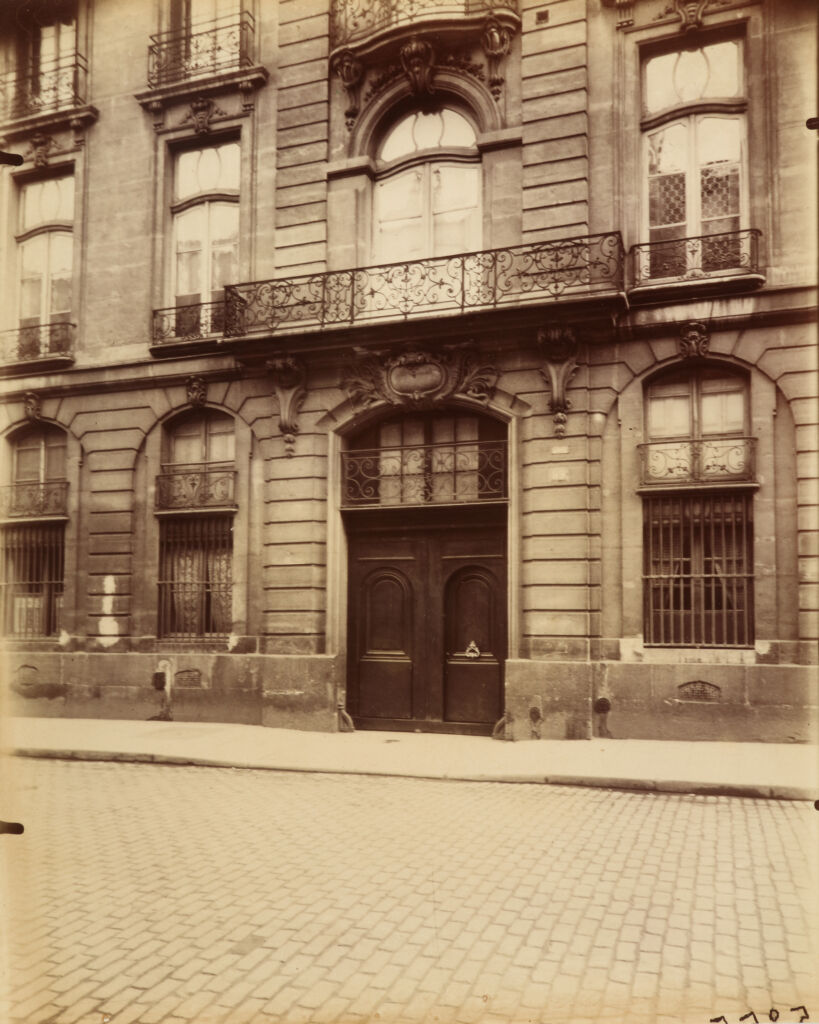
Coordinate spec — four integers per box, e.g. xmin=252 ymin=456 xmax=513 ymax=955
xmin=1 ymin=425 xmax=69 ymax=638
xmin=373 ymin=107 xmax=481 ymax=264
xmin=157 ymin=410 xmax=235 ymax=639
xmin=641 ymin=368 xmax=754 ymax=647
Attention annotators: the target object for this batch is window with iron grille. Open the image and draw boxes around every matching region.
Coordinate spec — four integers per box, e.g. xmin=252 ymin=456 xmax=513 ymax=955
xmin=643 ymin=492 xmax=753 ymax=647
xmin=0 ymin=521 xmax=65 ymax=638
xmin=641 ymin=369 xmax=754 ymax=647
xmin=158 ymin=514 xmax=232 ymax=638
xmin=641 ymin=37 xmax=747 ymax=280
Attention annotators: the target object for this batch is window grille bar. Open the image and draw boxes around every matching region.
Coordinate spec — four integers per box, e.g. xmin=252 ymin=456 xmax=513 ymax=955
xmin=158 ymin=515 xmax=232 ymax=640
xmin=0 ymin=522 xmax=65 ymax=638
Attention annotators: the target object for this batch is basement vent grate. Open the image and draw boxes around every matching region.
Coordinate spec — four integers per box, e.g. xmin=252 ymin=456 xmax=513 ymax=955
xmin=678 ymin=680 xmax=721 ymax=702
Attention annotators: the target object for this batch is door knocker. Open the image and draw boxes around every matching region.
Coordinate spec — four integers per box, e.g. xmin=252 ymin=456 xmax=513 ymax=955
xmin=465 ymin=640 xmax=481 ymax=659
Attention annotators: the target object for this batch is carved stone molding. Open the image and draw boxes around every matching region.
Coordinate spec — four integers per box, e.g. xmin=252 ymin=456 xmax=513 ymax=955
xmin=332 ymin=49 xmax=365 ymax=131
xmin=178 ymin=95 xmax=229 ymax=134
xmin=537 ymin=326 xmax=579 ymax=438
xmin=652 ymin=0 xmax=731 ymax=29
xmin=678 ymin=321 xmax=710 ymax=359
xmin=268 ymin=356 xmax=307 ymax=457
xmin=342 ymin=344 xmax=498 ymax=410
xmin=481 ymin=18 xmax=512 ymax=100
xmin=399 ymin=37 xmax=436 ymax=98
xmin=185 ymin=375 xmax=208 ymax=407
xmin=23 ymin=391 xmax=42 ymax=421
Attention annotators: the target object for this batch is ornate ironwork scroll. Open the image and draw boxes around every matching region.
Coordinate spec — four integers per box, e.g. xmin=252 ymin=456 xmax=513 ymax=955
xmin=341 ymin=345 xmax=498 ymax=410
xmin=341 ymin=439 xmax=506 ymax=507
xmin=330 ymin=0 xmax=520 ymax=50
xmin=267 ymin=356 xmax=307 ymax=457
xmin=147 ymin=12 xmax=254 ymax=87
xmin=152 ymin=302 xmax=225 ymax=343
xmin=638 ymin=437 xmax=757 ymax=485
xmin=0 ymin=54 xmax=87 ymax=121
xmin=155 ymin=468 xmax=237 ymax=509
xmin=538 ymin=325 xmax=578 ymax=438
xmin=0 ymin=481 xmax=69 ymax=518
xmin=1 ymin=323 xmax=75 ymax=364
xmin=221 ymin=232 xmax=624 ymax=340
xmin=631 ymin=229 xmax=761 ymax=287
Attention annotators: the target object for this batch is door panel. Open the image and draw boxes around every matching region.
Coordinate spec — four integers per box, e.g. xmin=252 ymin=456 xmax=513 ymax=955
xmin=347 ymin=518 xmax=505 ymax=732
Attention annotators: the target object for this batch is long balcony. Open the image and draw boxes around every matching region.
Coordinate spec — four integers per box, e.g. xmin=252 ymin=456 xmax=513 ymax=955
xmin=0 ymin=54 xmax=88 ymax=123
xmin=629 ymin=229 xmax=764 ymax=298
xmin=148 ymin=12 xmax=256 ymax=87
xmin=0 ymin=481 xmax=69 ymax=519
xmin=155 ymin=467 xmax=238 ymax=511
xmin=1 ymin=322 xmax=75 ymax=372
xmin=222 ymin=234 xmax=624 ymax=342
xmin=638 ymin=437 xmax=757 ymax=488
xmin=152 ymin=302 xmax=225 ymax=345
xmin=330 ymin=0 xmax=519 ymax=53
xmin=342 ymin=439 xmax=507 ymax=508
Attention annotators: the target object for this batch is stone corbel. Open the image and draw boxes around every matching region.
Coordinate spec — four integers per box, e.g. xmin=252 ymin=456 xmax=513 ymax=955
xmin=185 ymin=375 xmax=208 ymax=407
xmin=538 ymin=326 xmax=578 ymax=438
xmin=24 ymin=133 xmax=57 ymax=167
xmin=400 ymin=37 xmax=436 ymax=99
xmin=24 ymin=391 xmax=42 ymax=422
xmin=268 ymin=356 xmax=307 ymax=457
xmin=481 ymin=18 xmax=513 ymax=101
xmin=332 ymin=50 xmax=365 ymax=131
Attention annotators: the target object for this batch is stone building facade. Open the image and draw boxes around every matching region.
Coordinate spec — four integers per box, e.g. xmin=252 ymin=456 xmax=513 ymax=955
xmin=1 ymin=0 xmax=816 ymax=741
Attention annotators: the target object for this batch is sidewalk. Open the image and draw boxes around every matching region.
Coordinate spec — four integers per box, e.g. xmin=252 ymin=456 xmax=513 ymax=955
xmin=4 ymin=715 xmax=818 ymax=800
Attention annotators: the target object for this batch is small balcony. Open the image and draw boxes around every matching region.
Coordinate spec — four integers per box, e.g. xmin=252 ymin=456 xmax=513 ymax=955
xmin=224 ymin=233 xmax=625 ymax=341
xmin=147 ymin=12 xmax=255 ymax=88
xmin=638 ymin=437 xmax=757 ymax=489
xmin=330 ymin=0 xmax=520 ymax=56
xmin=152 ymin=302 xmax=225 ymax=346
xmin=1 ymin=322 xmax=75 ymax=374
xmin=0 ymin=481 xmax=69 ymax=519
xmin=342 ymin=439 xmax=507 ymax=508
xmin=155 ymin=467 xmax=238 ymax=511
xmin=629 ymin=229 xmax=765 ymax=300
xmin=0 ymin=53 xmax=88 ymax=124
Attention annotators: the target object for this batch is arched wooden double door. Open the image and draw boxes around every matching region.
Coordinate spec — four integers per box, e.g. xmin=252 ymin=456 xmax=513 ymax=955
xmin=346 ymin=506 xmax=506 ymax=735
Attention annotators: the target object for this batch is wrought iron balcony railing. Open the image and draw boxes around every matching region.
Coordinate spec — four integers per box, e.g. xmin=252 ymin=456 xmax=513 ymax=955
xmin=1 ymin=322 xmax=75 ymax=365
xmin=148 ymin=12 xmax=255 ymax=87
xmin=152 ymin=302 xmax=226 ymax=344
xmin=630 ymin=229 xmax=762 ymax=289
xmin=0 ymin=55 xmax=88 ymax=122
xmin=0 ymin=481 xmax=69 ymax=518
xmin=331 ymin=0 xmax=519 ymax=49
xmin=223 ymin=233 xmax=624 ymax=340
xmin=342 ymin=439 xmax=507 ymax=508
xmin=638 ymin=437 xmax=757 ymax=487
xmin=156 ymin=467 xmax=238 ymax=510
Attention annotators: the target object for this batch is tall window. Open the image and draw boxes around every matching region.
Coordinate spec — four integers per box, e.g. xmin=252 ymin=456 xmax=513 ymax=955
xmin=642 ymin=370 xmax=754 ymax=647
xmin=157 ymin=412 xmax=235 ymax=639
xmin=172 ymin=141 xmax=239 ymax=335
xmin=17 ymin=176 xmax=74 ymax=358
xmin=167 ymin=0 xmax=241 ymax=81
xmin=1 ymin=427 xmax=68 ymax=639
xmin=642 ymin=39 xmax=746 ymax=278
xmin=373 ymin=108 xmax=481 ymax=264
xmin=12 ymin=0 xmax=77 ymax=116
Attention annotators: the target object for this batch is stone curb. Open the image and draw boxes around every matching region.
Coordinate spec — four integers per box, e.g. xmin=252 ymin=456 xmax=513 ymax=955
xmin=12 ymin=747 xmax=818 ymax=801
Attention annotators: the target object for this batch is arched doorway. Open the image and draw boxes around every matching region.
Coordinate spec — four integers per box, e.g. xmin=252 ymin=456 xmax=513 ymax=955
xmin=343 ymin=408 xmax=507 ymax=734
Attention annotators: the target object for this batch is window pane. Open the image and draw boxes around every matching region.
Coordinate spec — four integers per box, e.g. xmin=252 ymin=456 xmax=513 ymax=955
xmin=170 ymin=419 xmax=204 ymax=464
xmin=644 ymin=52 xmax=677 ymax=113
xmin=208 ymin=203 xmax=239 ymax=290
xmin=44 ymin=442 xmax=67 ymax=480
xmin=206 ymin=416 xmax=235 ymax=462
xmin=440 ymin=109 xmax=476 ymax=148
xmin=648 ymin=124 xmax=687 ymax=231
xmin=374 ymin=168 xmax=424 ymax=262
xmin=706 ymin=42 xmax=740 ymax=98
xmin=380 ymin=113 xmax=417 ymax=162
xmin=672 ymin=49 xmax=709 ymax=103
xmin=648 ymin=394 xmax=691 ymax=438
xmin=176 ymin=150 xmax=200 ymax=201
xmin=49 ymin=234 xmax=73 ymax=315
xmin=15 ymin=446 xmax=41 ymax=481
xmin=20 ymin=237 xmax=45 ymax=321
xmin=197 ymin=147 xmax=222 ymax=191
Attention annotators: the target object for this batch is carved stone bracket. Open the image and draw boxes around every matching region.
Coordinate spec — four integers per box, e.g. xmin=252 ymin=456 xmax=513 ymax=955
xmin=185 ymin=375 xmax=208 ymax=407
xmin=341 ymin=344 xmax=498 ymax=410
xmin=178 ymin=95 xmax=229 ymax=134
xmin=678 ymin=321 xmax=710 ymax=358
xmin=332 ymin=49 xmax=365 ymax=131
xmin=481 ymin=18 xmax=513 ymax=100
xmin=537 ymin=326 xmax=579 ymax=438
xmin=268 ymin=356 xmax=307 ymax=457
xmin=652 ymin=0 xmax=730 ymax=30
xmin=24 ymin=133 xmax=58 ymax=167
xmin=400 ymin=37 xmax=436 ymax=99
xmin=23 ymin=391 xmax=42 ymax=422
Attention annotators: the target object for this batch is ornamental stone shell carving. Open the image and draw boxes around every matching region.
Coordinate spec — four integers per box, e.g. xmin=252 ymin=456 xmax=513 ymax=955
xmin=342 ymin=345 xmax=498 ymax=409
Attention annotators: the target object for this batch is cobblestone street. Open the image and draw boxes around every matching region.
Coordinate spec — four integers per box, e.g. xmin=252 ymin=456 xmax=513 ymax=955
xmin=1 ymin=758 xmax=817 ymax=1024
